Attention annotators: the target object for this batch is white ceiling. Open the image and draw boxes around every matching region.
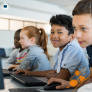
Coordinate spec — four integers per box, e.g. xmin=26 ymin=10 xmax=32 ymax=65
xmin=39 ymin=0 xmax=80 ymax=15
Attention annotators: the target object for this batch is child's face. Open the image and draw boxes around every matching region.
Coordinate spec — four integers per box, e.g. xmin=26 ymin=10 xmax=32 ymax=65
xmin=73 ymin=14 xmax=92 ymax=48
xmin=50 ymin=24 xmax=73 ymax=51
xmin=19 ymin=31 xmax=31 ymax=49
xmin=14 ymin=32 xmax=21 ymax=48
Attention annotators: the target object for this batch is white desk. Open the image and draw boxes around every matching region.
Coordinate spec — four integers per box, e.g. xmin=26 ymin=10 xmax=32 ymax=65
xmin=0 ymin=76 xmax=78 ymax=92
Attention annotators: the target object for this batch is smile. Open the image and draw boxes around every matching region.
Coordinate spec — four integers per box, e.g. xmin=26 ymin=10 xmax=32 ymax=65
xmin=52 ymin=40 xmax=59 ymax=43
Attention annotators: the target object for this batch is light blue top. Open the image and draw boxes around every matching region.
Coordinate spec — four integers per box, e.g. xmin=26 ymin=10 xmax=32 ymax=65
xmin=17 ymin=45 xmax=51 ymax=71
xmin=53 ymin=40 xmax=90 ymax=80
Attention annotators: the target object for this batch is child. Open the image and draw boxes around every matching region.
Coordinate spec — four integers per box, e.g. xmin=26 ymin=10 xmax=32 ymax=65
xmin=16 ymin=26 xmax=51 ymax=71
xmin=16 ymin=15 xmax=89 ymax=81
xmin=47 ymin=0 xmax=92 ymax=90
xmin=4 ymin=29 xmax=28 ymax=70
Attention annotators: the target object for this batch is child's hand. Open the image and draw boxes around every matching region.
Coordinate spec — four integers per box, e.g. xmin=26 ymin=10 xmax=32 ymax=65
xmin=27 ymin=67 xmax=31 ymax=71
xmin=16 ymin=69 xmax=29 ymax=75
xmin=48 ymin=77 xmax=69 ymax=89
xmin=47 ymin=70 xmax=56 ymax=74
xmin=9 ymin=65 xmax=19 ymax=71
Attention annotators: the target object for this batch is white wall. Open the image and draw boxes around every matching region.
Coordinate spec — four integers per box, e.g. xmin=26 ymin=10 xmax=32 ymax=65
xmin=0 ymin=0 xmax=66 ymax=56
xmin=0 ymin=0 xmax=66 ymax=21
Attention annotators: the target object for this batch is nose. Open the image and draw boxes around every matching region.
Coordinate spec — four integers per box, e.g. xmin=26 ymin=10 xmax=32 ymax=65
xmin=53 ymin=33 xmax=58 ymax=38
xmin=75 ymin=31 xmax=82 ymax=38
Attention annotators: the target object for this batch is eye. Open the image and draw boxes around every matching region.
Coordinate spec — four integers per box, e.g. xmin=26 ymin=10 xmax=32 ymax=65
xmin=81 ymin=27 xmax=86 ymax=31
xmin=58 ymin=32 xmax=63 ymax=34
xmin=73 ymin=27 xmax=77 ymax=31
xmin=51 ymin=32 xmax=54 ymax=34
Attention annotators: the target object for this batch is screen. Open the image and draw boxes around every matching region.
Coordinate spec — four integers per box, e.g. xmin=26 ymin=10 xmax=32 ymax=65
xmin=0 ymin=56 xmax=4 ymax=89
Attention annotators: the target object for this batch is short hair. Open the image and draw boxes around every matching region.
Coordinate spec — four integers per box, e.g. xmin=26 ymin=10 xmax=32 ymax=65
xmin=16 ymin=29 xmax=22 ymax=33
xmin=50 ymin=14 xmax=74 ymax=35
xmin=72 ymin=0 xmax=92 ymax=16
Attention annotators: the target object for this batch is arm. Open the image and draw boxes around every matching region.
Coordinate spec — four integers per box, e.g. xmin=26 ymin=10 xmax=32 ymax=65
xmin=47 ymin=76 xmax=92 ymax=90
xmin=4 ymin=49 xmax=17 ymax=69
xmin=16 ymin=69 xmax=53 ymax=77
xmin=46 ymin=68 xmax=71 ymax=80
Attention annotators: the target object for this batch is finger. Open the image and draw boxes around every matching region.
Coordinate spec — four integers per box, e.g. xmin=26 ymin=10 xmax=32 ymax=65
xmin=8 ymin=66 xmax=13 ymax=69
xmin=12 ymin=68 xmax=16 ymax=71
xmin=16 ymin=70 xmax=21 ymax=73
xmin=56 ymin=85 xmax=63 ymax=89
xmin=48 ymin=78 xmax=61 ymax=84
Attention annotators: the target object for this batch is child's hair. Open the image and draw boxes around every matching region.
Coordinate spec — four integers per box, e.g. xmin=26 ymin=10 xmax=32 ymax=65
xmin=14 ymin=29 xmax=22 ymax=49
xmin=22 ymin=26 xmax=50 ymax=60
xmin=16 ymin=29 xmax=21 ymax=34
xmin=72 ymin=0 xmax=92 ymax=16
xmin=50 ymin=14 xmax=74 ymax=35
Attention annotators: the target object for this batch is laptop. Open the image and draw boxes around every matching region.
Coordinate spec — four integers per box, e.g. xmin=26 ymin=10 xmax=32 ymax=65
xmin=11 ymin=74 xmax=47 ymax=86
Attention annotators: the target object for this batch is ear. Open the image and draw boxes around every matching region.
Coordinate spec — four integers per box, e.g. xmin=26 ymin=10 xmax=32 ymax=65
xmin=30 ymin=37 xmax=36 ymax=43
xmin=69 ymin=34 xmax=75 ymax=41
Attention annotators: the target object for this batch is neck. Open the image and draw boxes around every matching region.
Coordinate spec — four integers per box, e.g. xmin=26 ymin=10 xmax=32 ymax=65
xmin=59 ymin=46 xmax=66 ymax=51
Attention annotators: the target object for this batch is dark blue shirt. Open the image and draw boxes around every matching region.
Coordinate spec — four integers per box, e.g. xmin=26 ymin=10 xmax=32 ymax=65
xmin=86 ymin=45 xmax=92 ymax=67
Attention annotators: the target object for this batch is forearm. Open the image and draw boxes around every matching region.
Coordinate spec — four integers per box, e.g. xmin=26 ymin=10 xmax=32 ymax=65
xmin=46 ymin=73 xmax=58 ymax=79
xmin=27 ymin=70 xmax=51 ymax=77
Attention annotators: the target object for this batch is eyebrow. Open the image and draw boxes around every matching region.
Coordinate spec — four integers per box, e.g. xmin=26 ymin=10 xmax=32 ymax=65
xmin=51 ymin=29 xmax=63 ymax=31
xmin=72 ymin=24 xmax=87 ymax=27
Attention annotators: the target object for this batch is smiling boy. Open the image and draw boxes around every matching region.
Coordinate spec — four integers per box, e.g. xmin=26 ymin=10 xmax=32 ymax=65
xmin=46 ymin=14 xmax=90 ymax=80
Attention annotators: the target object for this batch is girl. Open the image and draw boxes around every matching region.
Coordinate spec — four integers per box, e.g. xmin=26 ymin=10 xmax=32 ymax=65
xmin=4 ymin=29 xmax=28 ymax=70
xmin=47 ymin=0 xmax=92 ymax=90
xmin=16 ymin=26 xmax=51 ymax=71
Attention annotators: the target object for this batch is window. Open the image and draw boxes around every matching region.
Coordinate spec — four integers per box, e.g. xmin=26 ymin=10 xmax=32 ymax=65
xmin=24 ymin=21 xmax=36 ymax=27
xmin=0 ymin=18 xmax=8 ymax=30
xmin=37 ymin=23 xmax=46 ymax=30
xmin=10 ymin=20 xmax=23 ymax=31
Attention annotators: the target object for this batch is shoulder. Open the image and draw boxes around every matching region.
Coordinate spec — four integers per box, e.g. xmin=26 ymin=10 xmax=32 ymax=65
xmin=12 ymin=48 xmax=20 ymax=54
xmin=28 ymin=45 xmax=44 ymax=53
xmin=62 ymin=42 xmax=84 ymax=61
xmin=65 ymin=40 xmax=83 ymax=53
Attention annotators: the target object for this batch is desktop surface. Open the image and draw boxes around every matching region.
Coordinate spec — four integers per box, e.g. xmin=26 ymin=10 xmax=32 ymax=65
xmin=1 ymin=76 xmax=78 ymax=92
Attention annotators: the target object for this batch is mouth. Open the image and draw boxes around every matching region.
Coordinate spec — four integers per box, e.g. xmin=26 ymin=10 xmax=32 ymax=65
xmin=78 ymin=41 xmax=84 ymax=44
xmin=52 ymin=40 xmax=59 ymax=43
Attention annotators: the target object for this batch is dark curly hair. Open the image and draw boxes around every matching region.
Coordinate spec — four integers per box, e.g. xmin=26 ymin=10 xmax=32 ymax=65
xmin=50 ymin=14 xmax=74 ymax=35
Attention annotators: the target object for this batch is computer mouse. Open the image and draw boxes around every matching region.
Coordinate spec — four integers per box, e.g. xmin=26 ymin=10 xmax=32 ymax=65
xmin=44 ymin=82 xmax=61 ymax=90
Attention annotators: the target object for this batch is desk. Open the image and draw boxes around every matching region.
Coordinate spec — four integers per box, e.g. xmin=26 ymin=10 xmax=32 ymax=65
xmin=0 ymin=76 xmax=78 ymax=92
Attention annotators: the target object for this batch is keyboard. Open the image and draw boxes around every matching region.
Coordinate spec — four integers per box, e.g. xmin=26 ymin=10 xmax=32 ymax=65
xmin=11 ymin=74 xmax=47 ymax=86
xmin=9 ymin=88 xmax=41 ymax=92
xmin=3 ymin=69 xmax=15 ymax=76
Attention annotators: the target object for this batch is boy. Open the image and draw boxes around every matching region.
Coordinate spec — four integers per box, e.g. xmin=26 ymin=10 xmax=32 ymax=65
xmin=47 ymin=0 xmax=92 ymax=90
xmin=16 ymin=15 xmax=90 ymax=81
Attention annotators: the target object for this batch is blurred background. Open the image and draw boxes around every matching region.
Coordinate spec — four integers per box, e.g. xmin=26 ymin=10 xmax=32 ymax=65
xmin=0 ymin=0 xmax=81 ymax=68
